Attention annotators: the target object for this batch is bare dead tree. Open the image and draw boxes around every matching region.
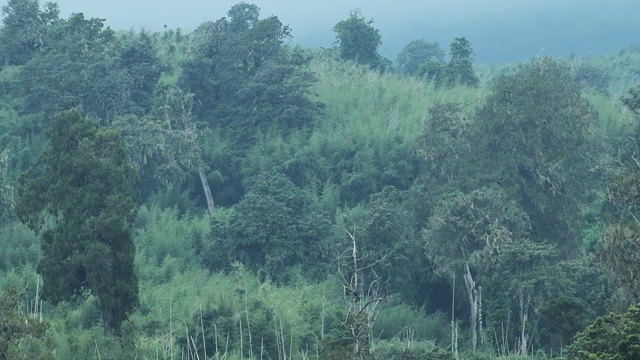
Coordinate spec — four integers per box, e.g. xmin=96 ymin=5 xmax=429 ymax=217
xmin=334 ymin=225 xmax=388 ymax=359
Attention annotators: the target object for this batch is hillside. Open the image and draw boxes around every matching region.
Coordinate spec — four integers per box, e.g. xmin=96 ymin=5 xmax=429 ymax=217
xmin=1 ymin=1 xmax=640 ymax=359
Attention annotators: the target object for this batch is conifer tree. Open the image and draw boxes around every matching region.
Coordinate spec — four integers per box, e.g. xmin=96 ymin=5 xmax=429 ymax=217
xmin=15 ymin=110 xmax=139 ymax=335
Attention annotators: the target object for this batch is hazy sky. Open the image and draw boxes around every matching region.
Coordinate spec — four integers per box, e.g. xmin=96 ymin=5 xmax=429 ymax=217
xmin=2 ymin=0 xmax=639 ymax=63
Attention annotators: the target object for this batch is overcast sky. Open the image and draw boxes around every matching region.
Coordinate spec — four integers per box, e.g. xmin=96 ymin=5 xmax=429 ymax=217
xmin=2 ymin=0 xmax=639 ymax=63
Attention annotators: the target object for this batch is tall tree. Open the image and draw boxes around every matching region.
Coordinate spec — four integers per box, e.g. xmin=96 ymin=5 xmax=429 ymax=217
xmin=472 ymin=56 xmax=596 ymax=251
xmin=180 ymin=3 xmax=323 ymax=204
xmin=15 ymin=110 xmax=139 ymax=335
xmin=597 ymin=85 xmax=640 ymax=309
xmin=333 ymin=10 xmax=384 ymax=69
xmin=445 ymin=37 xmax=478 ymax=87
xmin=14 ymin=13 xmax=164 ymax=121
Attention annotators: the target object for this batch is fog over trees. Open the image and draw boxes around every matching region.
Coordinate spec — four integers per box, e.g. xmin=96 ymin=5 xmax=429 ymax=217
xmin=2 ymin=1 xmax=640 ymax=359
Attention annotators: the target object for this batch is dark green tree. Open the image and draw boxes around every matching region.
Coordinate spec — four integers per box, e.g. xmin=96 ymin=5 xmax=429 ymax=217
xmin=181 ymin=4 xmax=322 ymax=145
xmin=333 ymin=10 xmax=385 ymax=69
xmin=14 ymin=14 xmax=163 ymax=121
xmin=483 ymin=240 xmax=559 ymax=356
xmin=180 ymin=3 xmax=323 ymax=205
xmin=0 ymin=0 xmax=59 ymax=66
xmin=116 ymin=29 xmax=165 ymax=116
xmin=444 ymin=37 xmax=478 ymax=87
xmin=337 ymin=187 xmax=426 ymax=304
xmin=396 ymin=39 xmax=444 ymax=76
xmin=15 ymin=13 xmax=126 ymax=119
xmin=207 ymin=172 xmax=331 ymax=282
xmin=15 ymin=110 xmax=139 ymax=335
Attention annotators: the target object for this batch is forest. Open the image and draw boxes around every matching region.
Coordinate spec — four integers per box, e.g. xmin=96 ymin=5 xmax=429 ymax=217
xmin=2 ymin=1 xmax=640 ymax=359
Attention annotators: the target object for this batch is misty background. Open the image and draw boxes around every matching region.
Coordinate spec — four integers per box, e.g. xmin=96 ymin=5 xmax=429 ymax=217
xmin=1 ymin=0 xmax=638 ymax=63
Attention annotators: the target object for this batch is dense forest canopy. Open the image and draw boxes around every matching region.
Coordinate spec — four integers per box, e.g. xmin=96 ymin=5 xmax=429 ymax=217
xmin=2 ymin=0 xmax=640 ymax=359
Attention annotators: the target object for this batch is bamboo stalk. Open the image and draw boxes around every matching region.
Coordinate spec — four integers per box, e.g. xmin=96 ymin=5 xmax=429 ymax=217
xmin=199 ymin=304 xmax=207 ymax=360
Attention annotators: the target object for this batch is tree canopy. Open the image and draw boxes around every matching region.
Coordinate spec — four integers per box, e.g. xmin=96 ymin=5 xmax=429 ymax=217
xmin=396 ymin=39 xmax=444 ymax=76
xmin=333 ymin=10 xmax=385 ymax=69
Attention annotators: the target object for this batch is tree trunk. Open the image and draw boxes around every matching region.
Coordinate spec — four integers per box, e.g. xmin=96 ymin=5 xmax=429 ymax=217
xmin=101 ymin=306 xmax=119 ymax=336
xmin=519 ymin=290 xmax=529 ymax=357
xmin=198 ymin=166 xmax=215 ymax=216
xmin=463 ymin=261 xmax=479 ymax=352
xmin=478 ymin=285 xmax=485 ymax=347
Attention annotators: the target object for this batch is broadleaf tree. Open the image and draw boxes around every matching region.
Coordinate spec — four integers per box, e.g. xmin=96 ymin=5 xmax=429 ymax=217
xmin=333 ymin=9 xmax=385 ymax=70
xmin=396 ymin=38 xmax=444 ymax=76
xmin=15 ymin=109 xmax=139 ymax=335
xmin=472 ymin=56 xmax=596 ymax=252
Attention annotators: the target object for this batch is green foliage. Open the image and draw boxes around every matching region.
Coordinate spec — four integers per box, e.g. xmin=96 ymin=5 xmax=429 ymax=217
xmin=0 ymin=0 xmax=59 ymax=66
xmin=483 ymin=240 xmax=561 ymax=349
xmin=320 ymin=309 xmax=376 ymax=360
xmin=621 ymin=85 xmax=640 ymax=115
xmin=567 ymin=303 xmax=640 ymax=360
xmin=0 ymin=286 xmax=52 ymax=360
xmin=336 ymin=187 xmax=428 ymax=302
xmin=115 ymin=29 xmax=165 ymax=115
xmin=15 ymin=110 xmax=139 ymax=335
xmin=396 ymin=39 xmax=445 ymax=76
xmin=596 ymin=222 xmax=640 ymax=309
xmin=333 ymin=9 xmax=385 ymax=70
xmin=372 ymin=305 xmax=450 ymax=344
xmin=133 ymin=205 xmax=209 ymax=282
xmin=1 ymin=3 xmax=638 ymax=357
xmin=372 ymin=340 xmax=453 ymax=360
xmin=539 ymin=296 xmax=590 ymax=350
xmin=181 ymin=3 xmax=321 ymax=141
xmin=15 ymin=13 xmax=117 ymax=117
xmin=573 ymin=62 xmax=611 ymax=94
xmin=207 ymin=172 xmax=332 ymax=282
xmin=423 ymin=186 xmax=531 ymax=278
xmin=9 ymin=13 xmax=165 ymax=121
xmin=0 ymin=221 xmax=40 ymax=271
xmin=445 ymin=37 xmax=479 ymax=87
xmin=473 ymin=56 xmax=596 ymax=250
xmin=111 ymin=84 xmax=201 ymax=198
xmin=133 ymin=265 xmax=333 ymax=359
xmin=597 ymin=87 xmax=640 ymax=309
xmin=418 ymin=102 xmax=471 ymax=185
